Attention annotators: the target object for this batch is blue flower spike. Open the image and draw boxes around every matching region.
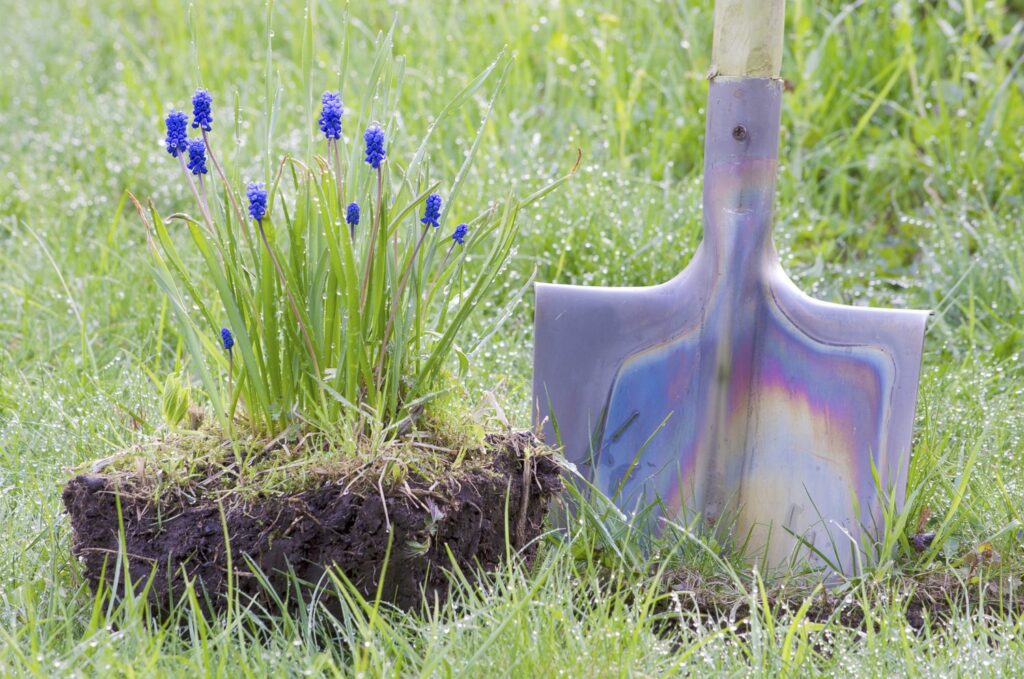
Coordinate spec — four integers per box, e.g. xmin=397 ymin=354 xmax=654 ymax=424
xmin=364 ymin=124 xmax=386 ymax=169
xmin=192 ymin=89 xmax=213 ymax=131
xmin=346 ymin=202 xmax=360 ymax=227
xmin=421 ymin=193 xmax=442 ymax=228
xmin=221 ymin=327 xmax=234 ymax=353
xmin=318 ymin=91 xmax=343 ymax=140
xmin=164 ymin=111 xmax=189 ymax=157
xmin=451 ymin=223 xmax=469 ymax=245
xmin=187 ymin=139 xmax=208 ymax=175
xmin=246 ymin=182 xmax=268 ymax=222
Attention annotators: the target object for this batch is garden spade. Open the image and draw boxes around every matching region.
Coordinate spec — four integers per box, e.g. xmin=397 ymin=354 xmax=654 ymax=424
xmin=533 ymin=0 xmax=928 ymax=574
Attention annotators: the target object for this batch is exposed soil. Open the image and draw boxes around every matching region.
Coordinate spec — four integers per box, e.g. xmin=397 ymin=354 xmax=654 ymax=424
xmin=661 ymin=567 xmax=1024 ymax=635
xmin=63 ymin=432 xmax=562 ymax=614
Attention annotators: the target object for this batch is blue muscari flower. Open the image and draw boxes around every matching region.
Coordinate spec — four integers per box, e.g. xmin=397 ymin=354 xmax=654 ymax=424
xmin=221 ymin=327 xmax=234 ymax=352
xmin=192 ymin=89 xmax=213 ymax=131
xmin=346 ymin=202 xmax=360 ymax=226
xmin=186 ymin=139 xmax=208 ymax=175
xmin=164 ymin=110 xmax=189 ymax=157
xmin=364 ymin=124 xmax=386 ymax=169
xmin=318 ymin=91 xmax=343 ymax=140
xmin=246 ymin=182 xmax=268 ymax=222
xmin=451 ymin=223 xmax=468 ymax=245
xmin=421 ymin=193 xmax=442 ymax=228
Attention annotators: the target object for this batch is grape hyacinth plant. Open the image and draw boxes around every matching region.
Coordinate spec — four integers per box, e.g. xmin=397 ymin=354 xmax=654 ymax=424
xmin=363 ymin=124 xmax=387 ymax=169
xmin=133 ymin=50 xmax=575 ymax=441
xmin=346 ymin=202 xmax=360 ymax=227
xmin=164 ymin=111 xmax=189 ymax=157
xmin=186 ymin=140 xmax=208 ymax=176
xmin=318 ymin=91 xmax=343 ymax=140
xmin=221 ymin=326 xmax=234 ymax=398
xmin=246 ymin=182 xmax=268 ymax=222
xmin=192 ymin=88 xmax=213 ymax=131
xmin=346 ymin=201 xmax=360 ymax=238
xmin=421 ymin=193 xmax=442 ymax=228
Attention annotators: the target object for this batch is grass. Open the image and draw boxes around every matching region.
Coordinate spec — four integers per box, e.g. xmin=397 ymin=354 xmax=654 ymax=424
xmin=1 ymin=0 xmax=1023 ymax=675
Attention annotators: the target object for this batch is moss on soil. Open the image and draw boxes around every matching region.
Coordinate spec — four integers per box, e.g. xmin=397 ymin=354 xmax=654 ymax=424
xmin=77 ymin=401 xmax=543 ymax=506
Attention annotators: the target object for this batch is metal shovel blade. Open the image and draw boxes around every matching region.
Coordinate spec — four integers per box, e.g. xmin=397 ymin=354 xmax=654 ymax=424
xmin=533 ymin=78 xmax=928 ymax=574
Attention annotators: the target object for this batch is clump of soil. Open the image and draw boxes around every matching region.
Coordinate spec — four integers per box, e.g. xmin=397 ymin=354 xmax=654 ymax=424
xmin=63 ymin=432 xmax=562 ymax=613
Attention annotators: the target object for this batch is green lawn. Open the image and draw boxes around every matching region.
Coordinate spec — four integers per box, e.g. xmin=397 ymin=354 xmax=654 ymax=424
xmin=2 ymin=0 xmax=1024 ymax=675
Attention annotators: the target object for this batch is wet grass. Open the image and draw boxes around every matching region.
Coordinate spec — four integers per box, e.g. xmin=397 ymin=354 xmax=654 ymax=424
xmin=1 ymin=0 xmax=1024 ymax=675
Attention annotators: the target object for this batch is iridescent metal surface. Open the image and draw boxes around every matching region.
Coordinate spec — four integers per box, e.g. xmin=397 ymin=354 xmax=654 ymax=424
xmin=533 ymin=78 xmax=928 ymax=574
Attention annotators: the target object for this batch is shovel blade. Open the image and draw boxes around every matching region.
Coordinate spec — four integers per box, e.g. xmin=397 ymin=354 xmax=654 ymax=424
xmin=535 ymin=271 xmax=926 ymax=573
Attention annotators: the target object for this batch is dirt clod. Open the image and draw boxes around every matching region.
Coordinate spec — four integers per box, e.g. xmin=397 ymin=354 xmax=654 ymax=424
xmin=63 ymin=432 xmax=562 ymax=613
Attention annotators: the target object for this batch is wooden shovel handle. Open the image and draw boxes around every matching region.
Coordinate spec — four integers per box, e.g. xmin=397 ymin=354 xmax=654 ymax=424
xmin=711 ymin=0 xmax=785 ymax=78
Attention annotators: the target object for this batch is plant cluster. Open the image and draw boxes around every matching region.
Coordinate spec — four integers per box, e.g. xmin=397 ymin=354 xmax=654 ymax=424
xmin=133 ymin=62 xmax=572 ymax=439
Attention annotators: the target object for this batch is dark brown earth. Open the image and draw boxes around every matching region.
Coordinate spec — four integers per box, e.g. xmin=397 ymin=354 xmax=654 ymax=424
xmin=660 ymin=566 xmax=1024 ymax=635
xmin=62 ymin=433 xmax=562 ymax=614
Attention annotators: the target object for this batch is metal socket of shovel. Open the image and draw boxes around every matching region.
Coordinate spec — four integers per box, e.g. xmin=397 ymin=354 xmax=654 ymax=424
xmin=533 ymin=0 xmax=927 ymax=574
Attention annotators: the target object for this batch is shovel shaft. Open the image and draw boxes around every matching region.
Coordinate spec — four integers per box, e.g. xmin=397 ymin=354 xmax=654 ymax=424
xmin=712 ymin=0 xmax=786 ymax=78
xmin=702 ymin=79 xmax=782 ymax=264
